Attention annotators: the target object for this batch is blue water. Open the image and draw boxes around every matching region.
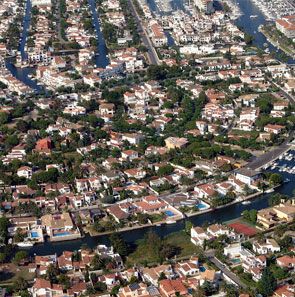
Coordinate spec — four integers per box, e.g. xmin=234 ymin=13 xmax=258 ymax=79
xmin=20 ymin=0 xmax=31 ymax=60
xmin=231 ymin=258 xmax=241 ymax=264
xmin=196 ymin=203 xmax=208 ymax=210
xmin=30 ymin=231 xmax=39 ymax=238
xmin=5 ymin=0 xmax=43 ymax=93
xmin=165 ymin=210 xmax=175 ymax=217
xmin=88 ymin=0 xmax=109 ymax=68
xmin=199 ymin=266 xmax=206 ymax=272
xmin=53 ymin=232 xmax=72 ymax=237
xmin=234 ymin=0 xmax=295 ymax=64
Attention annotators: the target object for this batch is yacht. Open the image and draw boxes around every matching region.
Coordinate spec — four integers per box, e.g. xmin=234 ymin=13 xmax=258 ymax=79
xmin=250 ymin=15 xmax=258 ymax=18
xmin=17 ymin=241 xmax=35 ymax=247
xmin=241 ymin=200 xmax=251 ymax=205
xmin=265 ymin=188 xmax=274 ymax=193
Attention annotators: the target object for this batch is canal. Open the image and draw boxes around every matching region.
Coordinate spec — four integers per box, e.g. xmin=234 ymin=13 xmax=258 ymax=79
xmin=29 ymin=178 xmax=294 ymax=256
xmin=5 ymin=0 xmax=43 ymax=92
xmin=88 ymin=0 xmax=109 ymax=68
xmin=234 ymin=0 xmax=295 ymax=64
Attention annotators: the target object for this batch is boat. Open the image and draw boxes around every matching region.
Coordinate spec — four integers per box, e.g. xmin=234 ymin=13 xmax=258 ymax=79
xmin=250 ymin=15 xmax=258 ymax=18
xmin=265 ymin=188 xmax=274 ymax=193
xmin=241 ymin=201 xmax=251 ymax=205
xmin=17 ymin=241 xmax=35 ymax=247
xmin=166 ymin=220 xmax=177 ymax=224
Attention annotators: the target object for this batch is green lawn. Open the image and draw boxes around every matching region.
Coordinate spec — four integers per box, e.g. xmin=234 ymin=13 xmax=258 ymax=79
xmin=0 ymin=265 xmax=34 ymax=286
xmin=126 ymin=230 xmax=200 ymax=266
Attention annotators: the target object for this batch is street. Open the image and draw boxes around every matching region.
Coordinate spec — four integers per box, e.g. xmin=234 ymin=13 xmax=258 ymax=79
xmin=205 ymin=250 xmax=247 ymax=290
xmin=127 ymin=0 xmax=160 ymax=65
xmin=247 ymin=82 xmax=295 ymax=170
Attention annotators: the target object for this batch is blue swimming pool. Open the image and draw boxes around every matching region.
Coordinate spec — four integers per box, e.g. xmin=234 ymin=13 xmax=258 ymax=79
xmin=53 ymin=232 xmax=71 ymax=237
xmin=196 ymin=203 xmax=209 ymax=210
xmin=165 ymin=210 xmax=175 ymax=217
xmin=30 ymin=231 xmax=39 ymax=238
xmin=199 ymin=266 xmax=206 ymax=272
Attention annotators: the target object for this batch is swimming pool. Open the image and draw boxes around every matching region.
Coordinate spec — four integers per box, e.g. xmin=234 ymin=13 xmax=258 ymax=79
xmin=53 ymin=232 xmax=71 ymax=237
xmin=196 ymin=203 xmax=209 ymax=210
xmin=199 ymin=266 xmax=206 ymax=272
xmin=30 ymin=231 xmax=39 ymax=238
xmin=165 ymin=210 xmax=175 ymax=217
xmin=231 ymin=258 xmax=241 ymax=264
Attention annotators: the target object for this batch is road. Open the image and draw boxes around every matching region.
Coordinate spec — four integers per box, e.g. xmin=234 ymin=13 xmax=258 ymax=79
xmin=247 ymin=137 xmax=293 ymax=170
xmin=127 ymin=0 xmax=160 ymax=65
xmin=247 ymin=82 xmax=295 ymax=170
xmin=205 ymin=250 xmax=247 ymax=289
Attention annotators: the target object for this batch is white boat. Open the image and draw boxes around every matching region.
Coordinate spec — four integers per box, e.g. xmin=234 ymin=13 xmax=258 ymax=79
xmin=166 ymin=220 xmax=177 ymax=224
xmin=265 ymin=188 xmax=274 ymax=193
xmin=241 ymin=201 xmax=251 ymax=205
xmin=17 ymin=241 xmax=35 ymax=247
xmin=250 ymin=15 xmax=258 ymax=18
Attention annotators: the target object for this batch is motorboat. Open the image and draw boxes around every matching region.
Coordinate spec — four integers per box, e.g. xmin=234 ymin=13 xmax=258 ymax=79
xmin=17 ymin=241 xmax=35 ymax=247
xmin=241 ymin=200 xmax=251 ymax=205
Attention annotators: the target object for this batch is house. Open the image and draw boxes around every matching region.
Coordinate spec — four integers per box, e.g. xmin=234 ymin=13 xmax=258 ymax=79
xmin=159 ymin=279 xmax=188 ymax=297
xmin=273 ymin=285 xmax=295 ymax=297
xmin=58 ymin=251 xmax=74 ymax=271
xmin=276 ymin=15 xmax=295 ymax=39
xmin=121 ymin=150 xmax=138 ymax=162
xmin=41 ymin=213 xmax=81 ymax=241
xmin=99 ymin=103 xmax=115 ymax=116
xmin=165 ymin=137 xmax=188 ymax=150
xmin=142 ymin=265 xmax=174 ymax=286
xmin=235 ymin=168 xmax=261 ymax=186
xmin=122 ymin=133 xmax=144 ymax=145
xmin=17 ymin=166 xmax=33 ymax=179
xmin=191 ymin=226 xmax=210 ymax=246
xmin=199 ymin=269 xmax=217 ymax=286
xmin=264 ymin=124 xmax=285 ymax=134
xmin=276 ymin=255 xmax=295 ymax=270
xmin=124 ymin=168 xmax=146 ymax=180
xmin=224 ymin=243 xmax=243 ymax=258
xmin=30 ymin=278 xmax=63 ymax=297
xmin=35 ymin=138 xmax=52 ymax=154
xmin=252 ymin=238 xmax=280 ymax=254
xmin=207 ymin=224 xmax=232 ymax=238
xmin=175 ymin=259 xmax=199 ymax=277
xmin=194 ymin=184 xmax=216 ymax=199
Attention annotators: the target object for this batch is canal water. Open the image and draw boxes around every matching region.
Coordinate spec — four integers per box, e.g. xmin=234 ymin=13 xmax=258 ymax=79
xmin=25 ymin=0 xmax=295 ymax=256
xmin=5 ymin=0 xmax=110 ymax=93
xmin=234 ymin=0 xmax=295 ymax=64
xmin=5 ymin=0 xmax=43 ymax=92
xmin=29 ymin=178 xmax=294 ymax=256
xmin=88 ymin=0 xmax=109 ymax=68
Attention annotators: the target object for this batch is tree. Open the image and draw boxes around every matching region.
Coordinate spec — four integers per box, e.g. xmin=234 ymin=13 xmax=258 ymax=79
xmin=109 ymin=233 xmax=128 ymax=257
xmin=269 ymin=173 xmax=283 ymax=186
xmin=14 ymin=228 xmax=25 ymax=243
xmin=257 ymin=267 xmax=277 ymax=296
xmin=58 ymin=274 xmax=71 ymax=289
xmin=0 ymin=252 xmax=6 ymax=263
xmin=185 ymin=221 xmax=193 ymax=234
xmin=13 ymin=276 xmax=28 ymax=291
xmin=13 ymin=251 xmax=28 ymax=265
xmin=158 ymin=164 xmax=174 ymax=177
xmin=242 ymin=209 xmax=257 ymax=224
xmin=45 ymin=264 xmax=59 ymax=283
xmin=0 ymin=217 xmax=9 ymax=243
xmin=158 ymin=271 xmax=167 ymax=281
